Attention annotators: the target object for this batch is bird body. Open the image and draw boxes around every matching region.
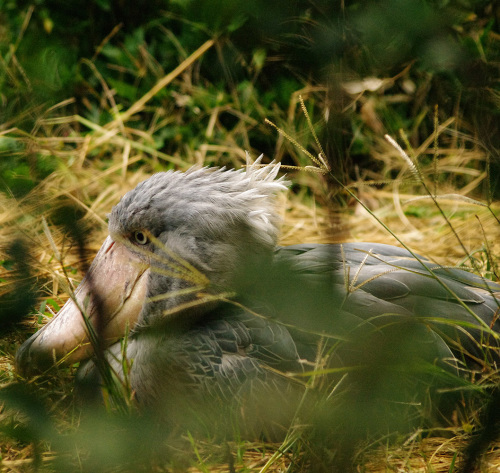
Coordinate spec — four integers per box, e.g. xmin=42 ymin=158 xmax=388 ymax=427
xmin=16 ymin=159 xmax=500 ymax=437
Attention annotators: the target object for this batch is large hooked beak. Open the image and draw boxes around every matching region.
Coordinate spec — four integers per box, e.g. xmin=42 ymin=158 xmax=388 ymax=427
xmin=16 ymin=236 xmax=149 ymax=377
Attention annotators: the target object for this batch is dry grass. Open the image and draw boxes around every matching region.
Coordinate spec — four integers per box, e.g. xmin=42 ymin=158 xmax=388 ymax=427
xmin=1 ymin=46 xmax=500 ymax=471
xmin=359 ymin=435 xmax=500 ymax=473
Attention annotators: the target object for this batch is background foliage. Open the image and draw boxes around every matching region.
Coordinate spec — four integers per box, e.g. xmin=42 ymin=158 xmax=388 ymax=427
xmin=1 ymin=0 xmax=499 ymax=195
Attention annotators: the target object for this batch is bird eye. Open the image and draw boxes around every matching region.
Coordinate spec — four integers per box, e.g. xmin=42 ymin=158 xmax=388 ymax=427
xmin=134 ymin=231 xmax=148 ymax=245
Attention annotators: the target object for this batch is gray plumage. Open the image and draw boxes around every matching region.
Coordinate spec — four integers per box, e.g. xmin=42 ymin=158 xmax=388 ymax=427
xmin=16 ymin=158 xmax=500 ymax=437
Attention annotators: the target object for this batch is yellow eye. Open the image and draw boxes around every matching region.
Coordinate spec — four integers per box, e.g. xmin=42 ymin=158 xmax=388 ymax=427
xmin=134 ymin=231 xmax=148 ymax=245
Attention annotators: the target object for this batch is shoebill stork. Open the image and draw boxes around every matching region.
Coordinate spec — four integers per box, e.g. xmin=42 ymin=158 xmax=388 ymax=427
xmin=15 ymin=158 xmax=500 ymax=436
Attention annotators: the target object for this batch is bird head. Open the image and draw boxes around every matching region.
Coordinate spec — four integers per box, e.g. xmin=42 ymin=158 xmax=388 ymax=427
xmin=16 ymin=157 xmax=287 ymax=375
